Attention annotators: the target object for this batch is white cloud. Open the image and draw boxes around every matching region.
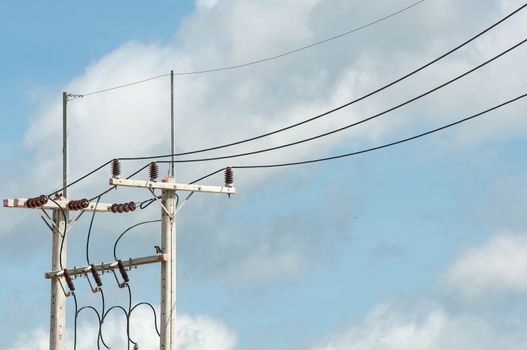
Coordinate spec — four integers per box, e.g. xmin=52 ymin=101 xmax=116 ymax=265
xmin=312 ymin=302 xmax=527 ymax=350
xmin=444 ymin=232 xmax=527 ymax=299
xmin=8 ymin=312 xmax=236 ymax=350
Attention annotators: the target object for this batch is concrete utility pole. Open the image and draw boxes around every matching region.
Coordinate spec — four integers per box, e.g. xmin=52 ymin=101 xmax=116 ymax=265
xmin=109 ymin=177 xmax=235 ymax=349
xmin=160 ymin=178 xmax=176 ymax=349
xmin=49 ymin=91 xmax=70 ymax=350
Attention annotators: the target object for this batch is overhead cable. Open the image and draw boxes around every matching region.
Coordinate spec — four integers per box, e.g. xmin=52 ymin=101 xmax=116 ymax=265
xmin=167 ymin=37 xmax=527 ymax=163
xmin=176 ymin=92 xmax=527 ymax=182
xmin=78 ymin=0 xmax=426 ymax=97
xmin=119 ymin=2 xmax=527 ymax=161
xmin=48 ymin=1 xmax=527 ymax=196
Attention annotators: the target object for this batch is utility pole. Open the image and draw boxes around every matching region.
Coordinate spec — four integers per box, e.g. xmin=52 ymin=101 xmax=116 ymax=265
xmin=49 ymin=91 xmax=70 ymax=350
xmin=109 ymin=176 xmax=236 ymax=349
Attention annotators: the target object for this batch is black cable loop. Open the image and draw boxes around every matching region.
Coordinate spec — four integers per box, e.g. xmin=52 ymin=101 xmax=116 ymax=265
xmin=113 ymin=220 xmax=162 ymax=261
xmin=130 ymin=302 xmax=162 ymax=337
xmin=100 ymin=305 xmax=135 ymax=349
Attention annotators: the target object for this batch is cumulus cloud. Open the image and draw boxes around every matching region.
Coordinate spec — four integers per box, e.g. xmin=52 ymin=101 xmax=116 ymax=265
xmin=444 ymin=232 xmax=527 ymax=299
xmin=312 ymin=302 xmax=527 ymax=350
xmin=8 ymin=312 xmax=236 ymax=350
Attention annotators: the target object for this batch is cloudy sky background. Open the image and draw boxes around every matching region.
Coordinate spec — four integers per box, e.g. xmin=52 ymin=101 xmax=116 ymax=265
xmin=1 ymin=0 xmax=527 ymax=348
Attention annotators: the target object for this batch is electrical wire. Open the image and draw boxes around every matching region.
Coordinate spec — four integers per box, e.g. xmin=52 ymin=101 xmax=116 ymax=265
xmin=101 ymin=306 xmax=135 ymax=349
xmin=86 ymin=196 xmax=102 ymax=265
xmin=78 ymin=0 xmax=425 ymax=97
xmin=47 ymin=2 xmax=527 ymax=197
xmin=164 ymin=37 xmax=527 ymax=164
xmin=130 ymin=302 xmax=162 ymax=337
xmin=118 ymin=2 xmax=527 ymax=162
xmin=113 ymin=220 xmax=162 ymax=260
xmin=88 ymin=162 xmax=152 ymax=202
xmin=74 ymin=297 xmax=104 ymax=350
xmin=180 ymin=91 xmax=527 ymax=183
xmin=47 ymin=195 xmax=68 ymax=270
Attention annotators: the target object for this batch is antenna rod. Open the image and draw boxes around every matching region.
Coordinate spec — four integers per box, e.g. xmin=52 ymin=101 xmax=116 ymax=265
xmin=170 ymin=70 xmax=175 ymax=177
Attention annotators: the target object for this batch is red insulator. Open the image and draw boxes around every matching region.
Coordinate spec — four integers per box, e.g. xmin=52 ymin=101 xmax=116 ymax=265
xmin=128 ymin=202 xmax=136 ymax=211
xmin=38 ymin=195 xmax=48 ymax=206
xmin=117 ymin=204 xmax=124 ymax=213
xmin=80 ymin=199 xmax=89 ymax=209
xmin=112 ymin=159 xmax=121 ymax=178
xmin=111 ymin=203 xmax=118 ymax=213
xmin=90 ymin=265 xmax=103 ymax=287
xmin=63 ymin=269 xmax=75 ymax=292
xmin=117 ymin=260 xmax=129 ymax=283
xmin=225 ymin=167 xmax=233 ymax=187
xmin=149 ymin=162 xmax=159 ymax=181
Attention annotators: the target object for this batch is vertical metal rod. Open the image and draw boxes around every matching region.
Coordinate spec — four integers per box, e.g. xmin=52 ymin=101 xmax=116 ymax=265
xmin=160 ymin=184 xmax=176 ymax=350
xmin=170 ymin=70 xmax=175 ymax=177
xmin=62 ymin=92 xmax=68 ymax=198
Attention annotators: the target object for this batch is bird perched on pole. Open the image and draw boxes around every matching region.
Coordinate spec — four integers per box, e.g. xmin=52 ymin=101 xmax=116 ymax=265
xmin=154 ymin=246 xmax=163 ymax=254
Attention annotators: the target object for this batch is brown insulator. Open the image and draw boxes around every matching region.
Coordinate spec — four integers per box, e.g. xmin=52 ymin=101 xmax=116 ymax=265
xmin=123 ymin=203 xmax=130 ymax=212
xmin=38 ymin=195 xmax=48 ymax=206
xmin=111 ymin=203 xmax=119 ymax=213
xmin=128 ymin=202 xmax=136 ymax=211
xmin=117 ymin=204 xmax=124 ymax=213
xmin=80 ymin=199 xmax=89 ymax=209
xmin=67 ymin=200 xmax=77 ymax=210
xmin=149 ymin=162 xmax=159 ymax=181
xmin=30 ymin=198 xmax=39 ymax=208
xmin=63 ymin=269 xmax=75 ymax=292
xmin=90 ymin=265 xmax=103 ymax=287
xmin=225 ymin=167 xmax=234 ymax=187
xmin=117 ymin=260 xmax=129 ymax=283
xmin=111 ymin=159 xmax=121 ymax=178
xmin=25 ymin=198 xmax=34 ymax=208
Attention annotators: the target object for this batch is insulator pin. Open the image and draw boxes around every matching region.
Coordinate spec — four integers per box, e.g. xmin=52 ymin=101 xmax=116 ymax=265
xmin=90 ymin=265 xmax=103 ymax=287
xmin=117 ymin=260 xmax=129 ymax=283
xmin=112 ymin=159 xmax=121 ymax=178
xmin=225 ymin=167 xmax=234 ymax=187
xmin=149 ymin=162 xmax=159 ymax=181
xmin=63 ymin=269 xmax=75 ymax=292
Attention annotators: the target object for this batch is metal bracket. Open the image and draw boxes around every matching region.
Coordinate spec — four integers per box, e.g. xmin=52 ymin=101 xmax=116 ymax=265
xmin=148 ymin=188 xmax=172 ymax=218
xmin=175 ymin=192 xmax=195 ymax=215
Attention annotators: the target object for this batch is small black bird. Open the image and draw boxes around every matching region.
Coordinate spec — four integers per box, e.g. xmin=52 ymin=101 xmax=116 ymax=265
xmin=154 ymin=245 xmax=163 ymax=254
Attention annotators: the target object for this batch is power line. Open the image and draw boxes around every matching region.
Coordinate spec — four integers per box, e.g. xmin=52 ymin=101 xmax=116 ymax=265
xmin=49 ymin=1 xmax=527 ymax=197
xmin=175 ymin=91 xmax=527 ymax=183
xmin=165 ymin=37 xmax=527 ymax=163
xmin=118 ymin=1 xmax=527 ymax=161
xmin=78 ymin=0 xmax=425 ymax=97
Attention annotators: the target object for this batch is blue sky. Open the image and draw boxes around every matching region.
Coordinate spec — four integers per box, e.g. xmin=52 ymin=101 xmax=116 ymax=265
xmin=1 ymin=0 xmax=527 ymax=349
